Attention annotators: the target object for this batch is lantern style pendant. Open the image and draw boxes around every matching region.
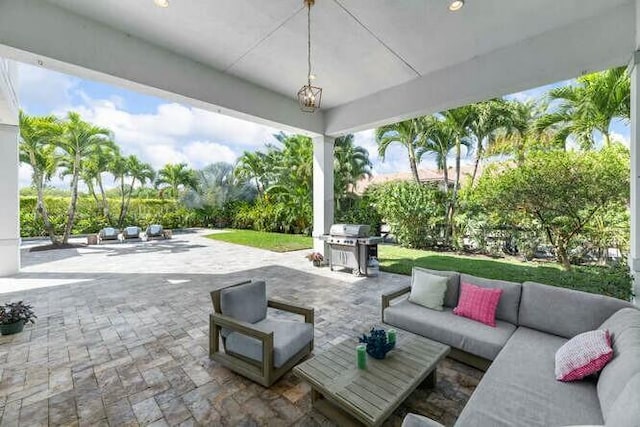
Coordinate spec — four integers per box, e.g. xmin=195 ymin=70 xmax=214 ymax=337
xmin=297 ymin=0 xmax=322 ymax=113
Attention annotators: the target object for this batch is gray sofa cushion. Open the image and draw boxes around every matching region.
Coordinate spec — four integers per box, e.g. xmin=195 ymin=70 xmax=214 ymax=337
xmin=412 ymin=267 xmax=460 ymax=308
xmin=225 ymin=318 xmax=313 ymax=368
xmin=596 ymin=308 xmax=640 ymax=421
xmin=401 ymin=414 xmax=444 ymax=427
xmin=604 ymin=372 xmax=640 ymax=427
xmin=460 ymin=274 xmax=521 ymax=324
xmin=518 ymin=282 xmax=632 ymax=339
xmin=455 ymin=327 xmax=604 ymax=427
xmin=384 ymin=299 xmax=515 ymax=360
xmin=220 ymin=281 xmax=267 ymax=337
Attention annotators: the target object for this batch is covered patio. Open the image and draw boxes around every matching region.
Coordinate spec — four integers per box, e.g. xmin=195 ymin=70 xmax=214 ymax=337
xmin=0 ymin=233 xmax=480 ymax=425
xmin=0 ymin=1 xmax=639 ymax=426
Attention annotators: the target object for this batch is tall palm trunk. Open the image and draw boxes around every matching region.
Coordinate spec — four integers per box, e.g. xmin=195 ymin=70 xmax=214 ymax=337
xmin=62 ymin=153 xmax=81 ymax=244
xmin=34 ymin=173 xmax=59 ymax=244
xmin=408 ymin=148 xmax=420 ymax=183
xmin=471 ymin=144 xmax=483 ymax=187
xmin=445 ymin=137 xmax=462 ymax=247
xmin=96 ymin=174 xmax=112 ymax=225
xmin=28 ymin=151 xmax=59 ymax=244
xmin=121 ymin=177 xmax=137 ymax=224
xmin=118 ymin=177 xmax=127 ymax=228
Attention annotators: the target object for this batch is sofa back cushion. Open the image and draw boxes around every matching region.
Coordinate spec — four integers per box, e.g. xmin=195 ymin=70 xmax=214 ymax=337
xmin=597 ymin=308 xmax=640 ymax=422
xmin=413 ymin=267 xmax=460 ymax=308
xmin=460 ymin=274 xmax=521 ymax=325
xmin=518 ymin=282 xmax=632 ymax=339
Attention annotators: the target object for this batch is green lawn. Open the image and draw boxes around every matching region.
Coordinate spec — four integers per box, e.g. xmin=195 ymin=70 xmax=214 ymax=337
xmin=205 ymin=230 xmax=631 ymax=300
xmin=378 ymin=245 xmax=632 ymax=300
xmin=205 ymin=230 xmax=312 ymax=252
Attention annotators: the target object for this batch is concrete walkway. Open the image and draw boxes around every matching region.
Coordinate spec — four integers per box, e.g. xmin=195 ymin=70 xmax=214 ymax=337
xmin=0 ymin=230 xmax=480 ymax=426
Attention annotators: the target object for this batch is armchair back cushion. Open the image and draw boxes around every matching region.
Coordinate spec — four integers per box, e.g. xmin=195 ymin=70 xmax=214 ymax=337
xmin=518 ymin=282 xmax=632 ymax=339
xmin=412 ymin=267 xmax=460 ymax=308
xmin=220 ymin=280 xmax=267 ymax=337
xmin=596 ymin=308 xmax=640 ymax=422
xmin=460 ymin=274 xmax=521 ymax=325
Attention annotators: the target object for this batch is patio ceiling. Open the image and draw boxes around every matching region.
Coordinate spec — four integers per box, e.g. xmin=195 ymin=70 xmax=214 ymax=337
xmin=0 ymin=0 xmax=636 ymax=135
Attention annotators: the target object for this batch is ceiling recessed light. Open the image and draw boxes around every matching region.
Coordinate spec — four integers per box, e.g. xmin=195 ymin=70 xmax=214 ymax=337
xmin=449 ymin=0 xmax=464 ymax=11
xmin=309 ymin=74 xmax=316 ymax=81
xmin=154 ymin=0 xmax=169 ymax=8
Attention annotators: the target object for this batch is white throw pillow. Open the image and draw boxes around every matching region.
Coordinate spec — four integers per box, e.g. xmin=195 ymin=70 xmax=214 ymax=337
xmin=408 ymin=269 xmax=449 ymax=311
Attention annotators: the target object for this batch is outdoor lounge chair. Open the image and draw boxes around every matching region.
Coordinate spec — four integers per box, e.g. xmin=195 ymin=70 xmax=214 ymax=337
xmin=121 ymin=226 xmax=141 ymax=241
xmin=98 ymin=227 xmax=119 ymax=243
xmin=209 ymin=280 xmax=314 ymax=387
xmin=145 ymin=224 xmax=164 ymax=239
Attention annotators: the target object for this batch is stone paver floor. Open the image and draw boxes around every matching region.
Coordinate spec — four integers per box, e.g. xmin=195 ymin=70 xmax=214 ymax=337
xmin=0 ymin=230 xmax=481 ymax=426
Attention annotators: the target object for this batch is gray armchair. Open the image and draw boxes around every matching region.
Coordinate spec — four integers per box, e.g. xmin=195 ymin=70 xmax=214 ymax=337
xmin=122 ymin=226 xmax=141 ymax=241
xmin=209 ymin=280 xmax=314 ymax=387
xmin=98 ymin=227 xmax=119 ymax=243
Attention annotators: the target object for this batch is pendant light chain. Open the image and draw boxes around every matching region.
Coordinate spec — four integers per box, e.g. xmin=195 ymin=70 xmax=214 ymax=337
xmin=307 ymin=1 xmax=312 ymax=86
xmin=297 ymin=0 xmax=322 ymax=112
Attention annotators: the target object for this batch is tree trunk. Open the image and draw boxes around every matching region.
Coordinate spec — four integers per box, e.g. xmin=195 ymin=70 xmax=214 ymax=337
xmin=87 ymin=180 xmax=99 ymax=205
xmin=96 ymin=174 xmax=112 ymax=225
xmin=445 ymin=137 xmax=463 ymax=247
xmin=34 ymin=172 xmax=60 ymax=244
xmin=118 ymin=178 xmax=127 ymax=228
xmin=471 ymin=151 xmax=481 ymax=187
xmin=556 ymin=239 xmax=572 ymax=271
xmin=62 ymin=154 xmax=81 ymax=244
xmin=442 ymin=157 xmax=449 ymax=194
xmin=602 ymin=130 xmax=611 ymax=146
xmin=122 ymin=178 xmax=137 ymax=224
xmin=408 ymin=148 xmax=420 ymax=183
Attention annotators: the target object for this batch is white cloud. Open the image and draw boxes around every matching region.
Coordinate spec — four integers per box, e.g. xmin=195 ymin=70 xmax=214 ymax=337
xmin=17 ymin=63 xmax=79 ymax=113
xmin=183 ymin=141 xmax=237 ymax=168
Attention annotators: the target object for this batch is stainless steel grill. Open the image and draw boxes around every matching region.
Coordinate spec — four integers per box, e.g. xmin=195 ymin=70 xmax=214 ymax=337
xmin=323 ymin=224 xmax=382 ymax=276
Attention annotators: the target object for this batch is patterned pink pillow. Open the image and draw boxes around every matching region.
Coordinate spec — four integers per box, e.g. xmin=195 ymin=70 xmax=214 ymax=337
xmin=555 ymin=329 xmax=613 ymax=382
xmin=453 ymin=282 xmax=503 ymax=327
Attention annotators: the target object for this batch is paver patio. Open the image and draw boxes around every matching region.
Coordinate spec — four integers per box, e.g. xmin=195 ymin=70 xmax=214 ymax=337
xmin=0 ymin=231 xmax=481 ymax=426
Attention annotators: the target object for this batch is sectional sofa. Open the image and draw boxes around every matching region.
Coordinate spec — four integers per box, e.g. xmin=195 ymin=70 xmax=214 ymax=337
xmin=381 ymin=267 xmax=640 ymax=427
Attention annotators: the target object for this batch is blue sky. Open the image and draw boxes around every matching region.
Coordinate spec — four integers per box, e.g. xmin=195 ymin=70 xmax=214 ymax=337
xmin=17 ymin=62 xmax=630 ymax=188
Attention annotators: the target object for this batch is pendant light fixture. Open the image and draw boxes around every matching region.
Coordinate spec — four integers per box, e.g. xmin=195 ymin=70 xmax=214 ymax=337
xmin=297 ymin=0 xmax=322 ymax=113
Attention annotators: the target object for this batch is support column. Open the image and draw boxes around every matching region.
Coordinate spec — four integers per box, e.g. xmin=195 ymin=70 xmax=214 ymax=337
xmin=312 ymin=135 xmax=334 ymax=254
xmin=0 ymin=124 xmax=19 ymax=276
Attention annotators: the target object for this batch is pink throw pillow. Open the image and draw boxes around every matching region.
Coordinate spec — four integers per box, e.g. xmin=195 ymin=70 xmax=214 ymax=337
xmin=555 ymin=329 xmax=613 ymax=382
xmin=453 ymin=282 xmax=503 ymax=327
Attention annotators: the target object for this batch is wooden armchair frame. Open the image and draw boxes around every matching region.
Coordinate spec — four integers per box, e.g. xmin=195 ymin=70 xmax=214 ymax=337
xmin=209 ymin=280 xmax=315 ymax=387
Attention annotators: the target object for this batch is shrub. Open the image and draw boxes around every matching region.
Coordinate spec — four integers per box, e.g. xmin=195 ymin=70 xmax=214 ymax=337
xmin=368 ymin=181 xmax=447 ymax=249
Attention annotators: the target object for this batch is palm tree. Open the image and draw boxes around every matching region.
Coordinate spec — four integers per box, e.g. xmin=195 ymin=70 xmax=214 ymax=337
xmin=117 ymin=155 xmax=155 ymax=226
xmin=418 ymin=116 xmax=470 ymax=193
xmin=18 ymin=111 xmax=60 ymax=243
xmin=57 ymin=112 xmax=115 ymax=244
xmin=466 ymin=99 xmax=512 ymax=186
xmin=375 ymin=119 xmax=424 ymax=182
xmin=333 ymin=134 xmax=372 ymax=210
xmin=235 ymin=151 xmax=268 ymax=195
xmin=82 ymin=144 xmax=120 ymax=224
xmin=534 ymin=67 xmax=630 ymax=149
xmin=156 ymin=163 xmax=198 ymax=198
xmin=438 ymin=106 xmax=475 ymax=245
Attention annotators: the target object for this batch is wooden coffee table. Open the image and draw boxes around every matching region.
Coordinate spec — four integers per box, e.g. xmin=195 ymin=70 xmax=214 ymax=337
xmin=293 ymin=333 xmax=450 ymax=427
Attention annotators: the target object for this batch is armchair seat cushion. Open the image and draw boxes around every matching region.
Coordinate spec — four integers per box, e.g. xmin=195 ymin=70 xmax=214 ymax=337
xmin=225 ymin=318 xmax=314 ymax=368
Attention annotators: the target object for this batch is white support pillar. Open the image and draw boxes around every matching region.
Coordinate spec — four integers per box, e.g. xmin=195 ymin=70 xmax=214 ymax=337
xmin=312 ymin=135 xmax=334 ymax=254
xmin=0 ymin=124 xmax=20 ymax=276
